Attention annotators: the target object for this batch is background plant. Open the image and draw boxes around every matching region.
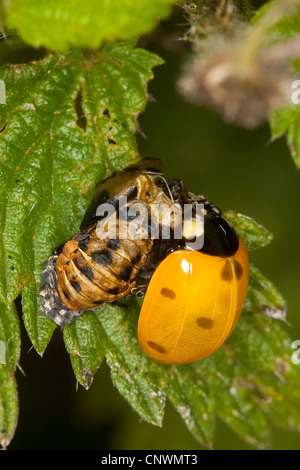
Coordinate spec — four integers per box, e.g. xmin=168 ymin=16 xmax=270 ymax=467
xmin=0 ymin=0 xmax=300 ymax=450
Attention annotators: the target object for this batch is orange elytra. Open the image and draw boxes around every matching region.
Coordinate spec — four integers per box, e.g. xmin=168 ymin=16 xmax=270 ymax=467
xmin=138 ymin=237 xmax=249 ymax=365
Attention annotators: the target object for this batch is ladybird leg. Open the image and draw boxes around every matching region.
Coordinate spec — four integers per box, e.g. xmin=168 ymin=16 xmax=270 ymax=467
xmin=130 ymin=285 xmax=148 ymax=298
xmin=166 ymin=179 xmax=190 ymax=203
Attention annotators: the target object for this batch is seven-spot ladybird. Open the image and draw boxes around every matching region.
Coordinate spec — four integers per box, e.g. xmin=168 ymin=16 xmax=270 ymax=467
xmin=40 ymin=157 xmax=249 ymax=365
xmin=138 ymin=237 xmax=249 ymax=365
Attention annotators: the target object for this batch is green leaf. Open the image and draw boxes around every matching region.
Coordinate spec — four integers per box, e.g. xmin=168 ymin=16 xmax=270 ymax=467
xmin=252 ymin=0 xmax=300 ymax=46
xmin=64 ymin=302 xmax=166 ymax=426
xmin=227 ymin=313 xmax=300 ymax=435
xmin=251 ymin=1 xmax=300 ymax=167
xmin=0 ymin=2 xmax=5 ymax=31
xmin=3 ymin=0 xmax=177 ymax=50
xmin=270 ymin=105 xmax=300 ymax=168
xmin=0 ymin=368 xmax=18 ymax=448
xmin=195 ymin=349 xmax=271 ymax=448
xmin=245 ymin=264 xmax=287 ymax=320
xmin=0 ymin=300 xmax=20 ymax=447
xmin=229 ymin=313 xmax=290 ymax=375
xmin=0 ymin=43 xmax=163 ymax=353
xmin=163 ymin=365 xmax=215 ymax=448
xmin=63 ymin=311 xmax=106 ymax=389
xmin=225 ymin=211 xmax=273 ymax=250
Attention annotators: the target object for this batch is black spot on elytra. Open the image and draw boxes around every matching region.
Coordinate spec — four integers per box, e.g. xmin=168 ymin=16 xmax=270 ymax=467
xmin=79 ymin=266 xmax=94 ymax=281
xmin=71 ymin=280 xmax=81 ymax=293
xmin=221 ymin=261 xmax=233 ymax=281
xmin=107 ymin=238 xmax=120 ymax=251
xmin=108 ymin=287 xmax=120 ymax=295
xmin=234 ymin=260 xmax=243 ymax=279
xmin=119 ymin=265 xmax=133 ymax=282
xmin=160 ymin=287 xmax=176 ymax=300
xmin=91 ymin=249 xmax=113 ymax=267
xmin=108 ymin=138 xmax=117 ymax=145
xmin=10 ymin=266 xmax=15 ymax=271
xmin=196 ymin=317 xmax=214 ymax=329
xmin=147 ymin=341 xmax=166 ymax=354
xmin=66 ymin=261 xmax=70 ymax=265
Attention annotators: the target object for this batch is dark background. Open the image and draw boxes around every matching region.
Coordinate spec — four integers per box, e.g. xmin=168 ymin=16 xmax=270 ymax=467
xmin=9 ymin=5 xmax=300 ymax=450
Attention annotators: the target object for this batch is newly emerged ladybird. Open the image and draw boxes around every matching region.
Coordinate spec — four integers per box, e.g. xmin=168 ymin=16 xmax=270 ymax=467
xmin=40 ymin=156 xmax=249 ymax=367
xmin=138 ymin=237 xmax=249 ymax=365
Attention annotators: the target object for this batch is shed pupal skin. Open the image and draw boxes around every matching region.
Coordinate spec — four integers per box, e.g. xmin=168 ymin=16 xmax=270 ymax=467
xmin=40 ymin=158 xmax=181 ymax=326
xmin=40 ymin=255 xmax=83 ymax=327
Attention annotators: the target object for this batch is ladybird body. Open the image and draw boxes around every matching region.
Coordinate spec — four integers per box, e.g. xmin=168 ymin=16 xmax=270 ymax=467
xmin=41 ymin=157 xmax=249 ymax=364
xmin=137 ymin=237 xmax=249 ymax=365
